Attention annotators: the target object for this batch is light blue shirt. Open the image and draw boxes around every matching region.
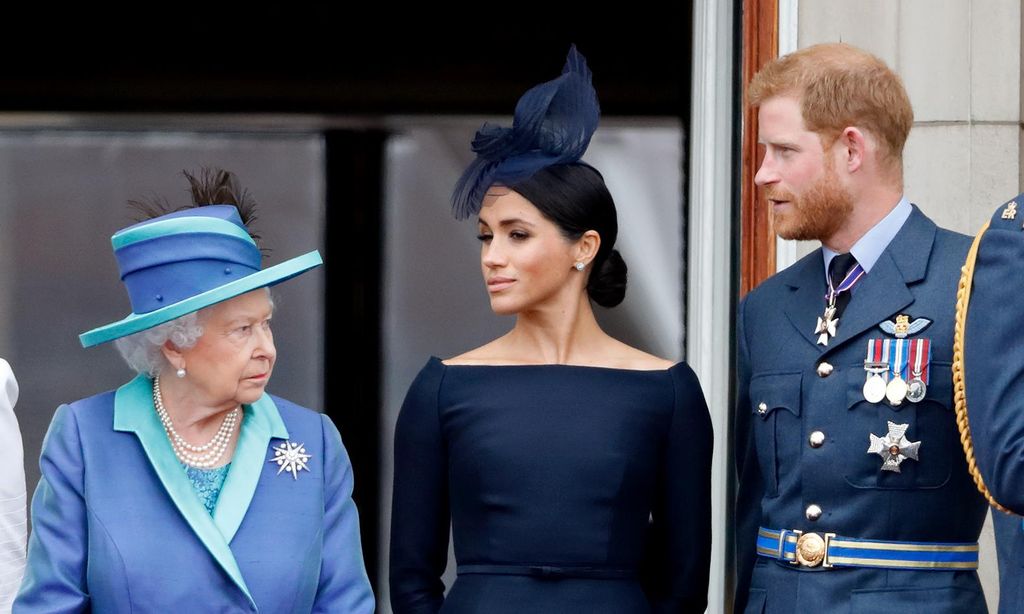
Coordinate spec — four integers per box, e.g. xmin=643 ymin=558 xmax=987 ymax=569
xmin=823 ymin=196 xmax=913 ymax=281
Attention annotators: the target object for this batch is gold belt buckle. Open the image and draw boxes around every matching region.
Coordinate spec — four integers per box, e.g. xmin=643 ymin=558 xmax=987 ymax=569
xmin=795 ymin=532 xmax=835 ymax=568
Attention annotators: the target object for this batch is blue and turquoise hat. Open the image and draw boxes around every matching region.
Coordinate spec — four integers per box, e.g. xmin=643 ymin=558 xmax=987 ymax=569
xmin=79 ymin=205 xmax=322 ymax=348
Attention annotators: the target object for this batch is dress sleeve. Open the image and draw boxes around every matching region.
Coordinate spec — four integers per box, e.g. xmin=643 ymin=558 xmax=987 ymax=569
xmin=645 ymin=362 xmax=713 ymax=613
xmin=0 ymin=359 xmax=25 ymax=609
xmin=733 ymin=296 xmax=762 ymax=612
xmin=14 ymin=405 xmax=89 ymax=613
xmin=389 ymin=359 xmax=450 ymax=614
xmin=311 ymin=414 xmax=375 ymax=613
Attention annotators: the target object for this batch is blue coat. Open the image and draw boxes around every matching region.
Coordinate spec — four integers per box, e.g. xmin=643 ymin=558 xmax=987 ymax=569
xmin=15 ymin=375 xmax=375 ymax=613
xmin=735 ymin=207 xmax=989 ymax=613
xmin=961 ymin=195 xmax=1024 ymax=614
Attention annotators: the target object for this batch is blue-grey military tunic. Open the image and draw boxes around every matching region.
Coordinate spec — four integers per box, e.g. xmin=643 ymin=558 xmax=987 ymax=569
xmin=735 ymin=205 xmax=989 ymax=613
xmin=960 ymin=194 xmax=1024 ymax=614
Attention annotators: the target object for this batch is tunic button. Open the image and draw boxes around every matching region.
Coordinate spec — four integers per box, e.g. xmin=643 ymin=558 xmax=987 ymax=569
xmin=809 ymin=431 xmax=826 ymax=448
xmin=806 ymin=504 xmax=823 ymax=521
xmin=758 ymin=402 xmax=767 ymax=415
xmin=816 ymin=362 xmax=834 ymax=377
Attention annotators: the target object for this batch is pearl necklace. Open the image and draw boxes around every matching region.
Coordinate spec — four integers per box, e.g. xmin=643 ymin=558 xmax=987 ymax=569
xmin=152 ymin=377 xmax=239 ymax=469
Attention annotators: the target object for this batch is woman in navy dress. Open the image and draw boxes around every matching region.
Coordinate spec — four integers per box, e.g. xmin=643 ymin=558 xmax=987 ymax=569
xmin=389 ymin=48 xmax=713 ymax=613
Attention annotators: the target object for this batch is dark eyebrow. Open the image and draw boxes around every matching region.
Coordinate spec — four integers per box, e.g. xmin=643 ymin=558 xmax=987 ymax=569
xmin=478 ymin=217 xmax=535 ymax=228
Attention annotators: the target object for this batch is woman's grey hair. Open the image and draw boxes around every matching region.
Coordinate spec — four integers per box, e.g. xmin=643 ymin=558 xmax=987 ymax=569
xmin=114 ymin=311 xmax=205 ymax=377
xmin=112 ymin=288 xmax=275 ymax=377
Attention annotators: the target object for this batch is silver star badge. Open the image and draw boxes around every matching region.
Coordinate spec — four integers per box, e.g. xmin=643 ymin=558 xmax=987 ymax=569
xmin=867 ymin=421 xmax=921 ymax=472
xmin=268 ymin=441 xmax=312 ymax=480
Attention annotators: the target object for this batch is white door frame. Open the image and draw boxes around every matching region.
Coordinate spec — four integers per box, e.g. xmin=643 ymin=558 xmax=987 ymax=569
xmin=687 ymin=0 xmax=735 ymax=611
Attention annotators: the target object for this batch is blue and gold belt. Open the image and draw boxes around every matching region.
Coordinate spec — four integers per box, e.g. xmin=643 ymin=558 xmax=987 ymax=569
xmin=757 ymin=527 xmax=978 ymax=570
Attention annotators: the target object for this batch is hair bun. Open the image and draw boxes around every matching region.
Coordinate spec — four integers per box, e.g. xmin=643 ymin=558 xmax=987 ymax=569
xmin=587 ymin=249 xmax=627 ymax=307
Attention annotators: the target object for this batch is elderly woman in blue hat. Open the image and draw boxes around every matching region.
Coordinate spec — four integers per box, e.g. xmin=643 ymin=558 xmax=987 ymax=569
xmin=15 ymin=171 xmax=374 ymax=613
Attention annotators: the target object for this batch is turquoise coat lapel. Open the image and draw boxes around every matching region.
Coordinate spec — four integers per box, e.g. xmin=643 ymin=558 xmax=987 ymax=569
xmin=112 ymin=375 xmax=289 ymax=607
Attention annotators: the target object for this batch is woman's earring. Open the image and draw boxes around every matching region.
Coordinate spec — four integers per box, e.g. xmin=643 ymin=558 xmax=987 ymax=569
xmin=176 ymin=368 xmax=186 ymax=379
xmin=574 ymin=262 xmax=586 ymax=271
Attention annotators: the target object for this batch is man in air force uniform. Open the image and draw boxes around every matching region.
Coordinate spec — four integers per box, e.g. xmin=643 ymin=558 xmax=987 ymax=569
xmin=735 ymin=43 xmax=989 ymax=613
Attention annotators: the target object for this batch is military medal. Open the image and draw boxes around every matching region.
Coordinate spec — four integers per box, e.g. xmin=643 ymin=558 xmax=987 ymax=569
xmin=815 ymin=260 xmax=865 ymax=346
xmin=867 ymin=421 xmax=921 ymax=472
xmin=906 ymin=338 xmax=930 ymax=403
xmin=884 ymin=339 xmax=909 ymax=406
xmin=886 ymin=376 xmax=908 ymax=406
xmin=863 ymin=364 xmax=888 ymax=403
xmin=863 ymin=340 xmax=889 ymax=403
xmin=815 ymin=303 xmax=839 ymax=346
xmin=906 ymin=376 xmax=926 ymax=403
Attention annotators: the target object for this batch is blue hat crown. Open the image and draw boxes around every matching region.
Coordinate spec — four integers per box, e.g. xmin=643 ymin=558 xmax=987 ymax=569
xmin=113 ymin=205 xmax=263 ymax=315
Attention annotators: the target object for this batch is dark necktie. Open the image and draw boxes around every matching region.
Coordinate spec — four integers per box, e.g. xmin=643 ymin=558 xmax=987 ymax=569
xmin=828 ymin=252 xmax=859 ymax=321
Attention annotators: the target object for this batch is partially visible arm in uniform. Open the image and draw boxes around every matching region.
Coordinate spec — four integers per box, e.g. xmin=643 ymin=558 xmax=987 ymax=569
xmin=0 ymin=359 xmax=25 ymax=609
xmin=733 ymin=297 xmax=762 ymax=613
xmin=963 ymin=206 xmax=1024 ymax=513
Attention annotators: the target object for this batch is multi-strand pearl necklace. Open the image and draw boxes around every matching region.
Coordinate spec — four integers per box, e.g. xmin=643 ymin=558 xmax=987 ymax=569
xmin=153 ymin=377 xmax=239 ymax=469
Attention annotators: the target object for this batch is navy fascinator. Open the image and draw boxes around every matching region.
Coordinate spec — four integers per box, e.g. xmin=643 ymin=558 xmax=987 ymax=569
xmin=451 ymin=45 xmax=601 ymax=220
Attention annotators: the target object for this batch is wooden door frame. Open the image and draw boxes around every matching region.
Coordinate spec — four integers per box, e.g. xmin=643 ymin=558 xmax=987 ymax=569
xmin=740 ymin=0 xmax=779 ymax=296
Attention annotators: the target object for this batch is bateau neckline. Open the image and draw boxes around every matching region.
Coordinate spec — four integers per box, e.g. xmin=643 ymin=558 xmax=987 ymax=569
xmin=431 ymin=355 xmax=683 ymax=373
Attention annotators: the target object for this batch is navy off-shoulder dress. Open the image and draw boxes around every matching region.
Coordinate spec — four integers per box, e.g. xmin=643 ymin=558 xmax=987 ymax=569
xmin=390 ymin=357 xmax=712 ymax=613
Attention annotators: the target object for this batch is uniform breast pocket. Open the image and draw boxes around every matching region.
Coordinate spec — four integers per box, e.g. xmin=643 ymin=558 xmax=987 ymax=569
xmin=842 ymin=362 xmax=955 ymax=489
xmin=749 ymin=372 xmax=802 ymax=497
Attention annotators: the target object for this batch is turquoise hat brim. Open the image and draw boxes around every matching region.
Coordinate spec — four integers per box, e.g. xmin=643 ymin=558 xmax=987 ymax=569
xmin=80 ymin=250 xmax=323 ymax=348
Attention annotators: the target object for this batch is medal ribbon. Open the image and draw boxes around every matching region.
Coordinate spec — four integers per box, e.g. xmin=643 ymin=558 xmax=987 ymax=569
xmin=908 ymin=338 xmax=918 ymax=380
xmin=891 ymin=339 xmax=909 ymax=380
xmin=882 ymin=339 xmax=892 ymax=382
xmin=910 ymin=338 xmax=930 ymax=384
xmin=826 ymin=262 xmax=866 ymax=302
xmin=866 ymin=339 xmax=884 ymax=364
